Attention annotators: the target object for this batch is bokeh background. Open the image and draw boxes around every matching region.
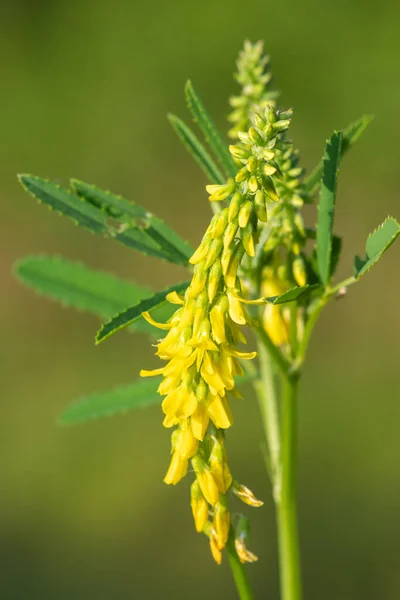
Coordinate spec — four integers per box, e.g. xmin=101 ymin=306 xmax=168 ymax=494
xmin=2 ymin=1 xmax=400 ymax=598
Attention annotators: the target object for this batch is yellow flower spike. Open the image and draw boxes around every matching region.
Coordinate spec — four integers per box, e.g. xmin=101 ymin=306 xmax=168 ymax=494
xmin=227 ymin=291 xmax=247 ymax=325
xmin=238 ymin=200 xmax=253 ymax=228
xmin=213 ymin=497 xmax=230 ymax=549
xmin=207 ymin=261 xmax=222 ymax=304
xmin=139 ymin=367 xmax=165 ymax=377
xmin=192 ymin=455 xmax=220 ymax=505
xmin=191 ymin=403 xmax=210 ymax=441
xmin=165 ymin=291 xmax=184 ymax=305
xmin=191 ymin=481 xmax=209 ymax=533
xmin=164 ymin=451 xmax=188 ymax=485
xmin=141 ymin=311 xmax=173 ymax=330
xmin=176 ymin=419 xmax=198 ymax=458
xmin=232 ymin=481 xmax=264 ymax=507
xmin=207 ymin=393 xmax=234 ymax=430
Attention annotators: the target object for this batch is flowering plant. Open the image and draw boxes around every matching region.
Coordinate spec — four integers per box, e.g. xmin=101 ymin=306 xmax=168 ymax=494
xmin=15 ymin=41 xmax=400 ymax=600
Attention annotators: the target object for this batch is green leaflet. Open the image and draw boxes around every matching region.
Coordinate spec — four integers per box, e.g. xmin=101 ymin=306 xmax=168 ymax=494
xmin=96 ymin=281 xmax=189 ymax=344
xmin=354 ymin=216 xmax=400 ymax=278
xmin=71 ymin=179 xmax=193 ymax=265
xmin=316 ymin=131 xmax=342 ymax=286
xmin=266 ymin=285 xmax=321 ymax=305
xmin=58 ymin=378 xmax=160 ymax=425
xmin=13 ymin=255 xmax=175 ymax=335
xmin=305 ymin=115 xmax=373 ymax=196
xmin=58 ymin=372 xmax=256 ymax=425
xmin=18 ymin=175 xmax=192 ymax=266
xmin=168 ymin=114 xmax=225 ymax=184
xmin=185 ymin=80 xmax=236 ymax=179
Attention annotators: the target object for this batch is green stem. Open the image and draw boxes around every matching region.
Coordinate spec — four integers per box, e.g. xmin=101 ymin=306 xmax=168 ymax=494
xmin=293 ymin=296 xmax=327 ymax=372
xmin=227 ymin=531 xmax=255 ymax=600
xmin=253 ymin=321 xmax=292 ymax=380
xmin=276 ymin=375 xmax=302 ymax=600
xmin=254 ymin=341 xmax=281 ymax=501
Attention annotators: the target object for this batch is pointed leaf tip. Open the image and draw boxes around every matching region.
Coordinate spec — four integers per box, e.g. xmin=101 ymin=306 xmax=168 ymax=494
xmin=96 ymin=281 xmax=189 ymax=344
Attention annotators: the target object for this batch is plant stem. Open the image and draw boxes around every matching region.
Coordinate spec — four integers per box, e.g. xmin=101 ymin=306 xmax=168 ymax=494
xmin=227 ymin=531 xmax=255 ymax=600
xmin=254 ymin=341 xmax=281 ymax=501
xmin=276 ymin=375 xmax=302 ymax=600
xmin=253 ymin=321 xmax=292 ymax=380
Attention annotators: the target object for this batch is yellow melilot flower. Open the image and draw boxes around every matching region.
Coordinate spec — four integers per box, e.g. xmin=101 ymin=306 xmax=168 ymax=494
xmin=140 ymin=106 xmax=290 ymax=562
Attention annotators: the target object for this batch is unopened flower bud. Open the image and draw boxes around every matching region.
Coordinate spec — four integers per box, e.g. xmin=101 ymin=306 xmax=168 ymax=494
xmin=238 ymin=200 xmax=253 ymax=228
xmin=248 ymin=126 xmax=262 ymax=144
xmin=292 ymin=255 xmax=307 ymax=287
xmin=211 ymin=208 xmax=229 ymax=239
xmin=235 ymin=167 xmax=249 ymax=183
xmin=205 ymin=237 xmax=223 ymax=269
xmin=206 ymin=180 xmax=235 ymax=201
xmin=207 ymin=260 xmax=222 ymax=303
xmin=248 ymin=175 xmax=259 ymax=193
xmin=228 ymin=192 xmax=243 ymax=222
xmin=209 ymin=434 xmax=233 ymax=490
xmin=246 ymin=155 xmax=258 ymax=173
xmin=273 ymin=119 xmax=291 ymax=131
xmin=242 ymin=225 xmax=255 ymax=257
xmin=229 ymin=145 xmax=249 ymax=160
xmin=213 ymin=496 xmax=230 ymax=549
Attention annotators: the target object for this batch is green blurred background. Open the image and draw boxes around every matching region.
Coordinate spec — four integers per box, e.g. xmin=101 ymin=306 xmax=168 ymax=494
xmin=2 ymin=0 xmax=400 ymax=598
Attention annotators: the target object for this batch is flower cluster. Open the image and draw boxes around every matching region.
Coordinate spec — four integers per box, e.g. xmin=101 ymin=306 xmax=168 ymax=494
xmin=140 ymin=104 xmax=293 ymax=562
xmin=228 ymin=40 xmax=279 ymax=139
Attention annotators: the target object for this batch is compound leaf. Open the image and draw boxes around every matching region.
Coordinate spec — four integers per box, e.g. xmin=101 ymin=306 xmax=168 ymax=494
xmin=354 ymin=216 xmax=400 ymax=278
